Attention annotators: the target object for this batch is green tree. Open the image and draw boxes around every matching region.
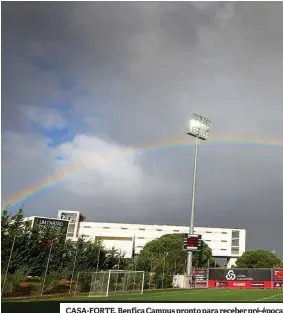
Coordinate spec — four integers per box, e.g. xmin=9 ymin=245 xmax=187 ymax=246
xmin=1 ymin=206 xmax=29 ymax=272
xmin=236 ymin=249 xmax=282 ymax=268
xmin=102 ymin=247 xmax=128 ymax=270
xmin=136 ymin=233 xmax=215 ymax=288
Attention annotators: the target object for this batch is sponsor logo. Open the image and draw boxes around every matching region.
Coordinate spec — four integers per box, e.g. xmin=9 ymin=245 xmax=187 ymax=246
xmin=216 ymin=281 xmax=228 ymax=287
xmin=274 ymin=282 xmax=283 ymax=287
xmin=226 ymin=270 xmax=236 ymax=280
xmin=233 ymin=282 xmax=246 ymax=287
xmin=251 ymin=282 xmax=264 ymax=287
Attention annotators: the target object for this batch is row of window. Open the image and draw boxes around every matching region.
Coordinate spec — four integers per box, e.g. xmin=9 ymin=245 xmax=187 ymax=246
xmin=82 ymin=225 xmax=230 ymax=235
xmin=135 ymin=246 xmax=235 ymax=252
xmin=76 ymin=234 xmax=235 ymax=245
xmin=205 ymin=240 xmax=228 ymax=243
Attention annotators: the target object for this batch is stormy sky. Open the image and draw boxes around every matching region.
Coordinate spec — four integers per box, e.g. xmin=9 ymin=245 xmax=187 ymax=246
xmin=2 ymin=2 xmax=283 ymax=257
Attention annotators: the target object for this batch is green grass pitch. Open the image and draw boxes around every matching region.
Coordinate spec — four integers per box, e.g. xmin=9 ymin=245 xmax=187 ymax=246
xmin=3 ymin=289 xmax=283 ymax=303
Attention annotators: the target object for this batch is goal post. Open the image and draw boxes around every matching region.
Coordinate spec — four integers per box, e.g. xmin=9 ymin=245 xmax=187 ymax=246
xmin=88 ymin=270 xmax=145 ymax=297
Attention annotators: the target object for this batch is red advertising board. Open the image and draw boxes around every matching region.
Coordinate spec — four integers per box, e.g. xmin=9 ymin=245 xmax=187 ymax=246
xmin=274 ymin=270 xmax=283 ymax=280
xmin=273 ymin=281 xmax=283 ymax=289
xmin=208 ymin=280 xmax=272 ymax=289
xmin=193 ymin=269 xmax=208 ymax=288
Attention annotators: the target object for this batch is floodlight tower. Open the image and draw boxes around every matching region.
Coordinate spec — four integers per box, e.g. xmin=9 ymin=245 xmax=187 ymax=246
xmin=186 ymin=114 xmax=211 ymax=279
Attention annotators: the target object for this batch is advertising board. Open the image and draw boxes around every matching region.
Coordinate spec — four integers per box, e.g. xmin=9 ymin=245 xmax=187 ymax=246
xmin=209 ymin=268 xmax=271 ymax=281
xmin=209 ymin=280 xmax=272 ymax=288
xmin=273 ymin=281 xmax=283 ymax=289
xmin=193 ymin=269 xmax=208 ymax=288
xmin=208 ymin=268 xmax=283 ymax=289
xmin=273 ymin=269 xmax=283 ymax=280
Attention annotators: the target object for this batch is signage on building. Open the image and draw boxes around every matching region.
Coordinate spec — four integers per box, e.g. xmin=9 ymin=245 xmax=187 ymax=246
xmin=33 ymin=217 xmax=69 ymax=233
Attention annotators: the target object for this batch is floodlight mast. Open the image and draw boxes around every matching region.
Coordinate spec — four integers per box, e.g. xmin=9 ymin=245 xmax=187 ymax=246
xmin=186 ymin=114 xmax=211 ymax=284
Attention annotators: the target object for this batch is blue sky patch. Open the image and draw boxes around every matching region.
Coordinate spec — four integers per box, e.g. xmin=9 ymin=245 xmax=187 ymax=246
xmin=55 ymin=155 xmax=65 ymax=161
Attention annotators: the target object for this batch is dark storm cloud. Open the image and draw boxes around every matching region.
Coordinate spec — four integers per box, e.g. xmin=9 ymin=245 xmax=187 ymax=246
xmin=1 ymin=2 xmax=283 ymax=257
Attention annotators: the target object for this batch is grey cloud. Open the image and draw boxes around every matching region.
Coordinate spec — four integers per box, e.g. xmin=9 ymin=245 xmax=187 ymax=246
xmin=2 ymin=2 xmax=283 ymax=257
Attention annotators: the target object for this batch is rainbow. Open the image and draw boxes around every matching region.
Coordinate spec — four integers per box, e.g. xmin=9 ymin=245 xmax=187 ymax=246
xmin=2 ymin=134 xmax=283 ymax=210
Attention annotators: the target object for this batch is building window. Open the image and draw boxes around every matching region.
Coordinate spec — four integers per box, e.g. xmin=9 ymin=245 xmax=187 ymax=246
xmin=84 ymin=226 xmax=91 ymax=228
xmin=121 ymin=227 xmax=128 ymax=230
xmin=138 ymin=237 xmax=144 ymax=239
xmin=156 ymin=229 xmax=162 ymax=231
xmin=221 ymin=232 xmax=228 ymax=234
xmin=206 ymin=231 xmax=212 ymax=233
xmin=232 ymin=239 xmax=240 ymax=246
xmin=173 ymin=230 xmax=179 ymax=232
xmin=221 ymin=240 xmax=227 ymax=242
xmin=206 ymin=240 xmax=211 ymax=242
xmin=137 ymin=246 xmax=143 ymax=248
xmin=103 ymin=227 xmax=110 ymax=229
xmin=232 ymin=230 xmax=240 ymax=239
xmin=221 ymin=249 xmax=227 ymax=251
xmin=231 ymin=248 xmax=240 ymax=254
xmin=139 ymin=228 xmax=145 ymax=231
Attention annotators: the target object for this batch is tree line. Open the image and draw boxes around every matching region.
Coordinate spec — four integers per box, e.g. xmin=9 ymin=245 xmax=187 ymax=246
xmin=1 ymin=207 xmax=282 ymax=296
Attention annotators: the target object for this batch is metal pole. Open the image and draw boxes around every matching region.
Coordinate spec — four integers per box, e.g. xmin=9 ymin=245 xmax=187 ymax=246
xmin=133 ymin=261 xmax=137 ymax=291
xmin=102 ymin=271 xmax=106 ymax=292
xmin=141 ymin=271 xmax=145 ymax=294
xmin=183 ymin=258 xmax=187 ymax=288
xmin=74 ymin=272 xmax=80 ymax=297
xmin=41 ymin=239 xmax=54 ymax=297
xmin=115 ymin=250 xmax=121 ymax=292
xmin=69 ymin=240 xmax=79 ymax=294
xmin=106 ymin=270 xmax=111 ymax=297
xmin=1 ymin=235 xmax=16 ymax=295
xmin=123 ymin=271 xmax=127 ymax=292
xmin=187 ymin=136 xmax=199 ymax=279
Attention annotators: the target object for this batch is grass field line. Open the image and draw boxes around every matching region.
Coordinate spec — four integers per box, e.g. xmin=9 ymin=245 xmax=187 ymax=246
xmin=99 ymin=289 xmax=243 ymax=301
xmin=255 ymin=292 xmax=283 ymax=302
xmin=88 ymin=289 xmax=211 ymax=300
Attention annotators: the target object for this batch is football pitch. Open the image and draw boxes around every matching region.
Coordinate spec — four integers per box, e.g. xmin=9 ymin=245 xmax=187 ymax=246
xmin=3 ymin=289 xmax=283 ymax=303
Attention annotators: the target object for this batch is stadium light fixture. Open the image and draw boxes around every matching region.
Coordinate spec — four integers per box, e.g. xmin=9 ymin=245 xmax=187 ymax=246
xmin=187 ymin=113 xmax=211 ymax=140
xmin=186 ymin=114 xmax=211 ymax=280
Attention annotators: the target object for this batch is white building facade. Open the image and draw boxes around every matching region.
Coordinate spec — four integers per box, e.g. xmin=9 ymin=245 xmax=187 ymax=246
xmin=26 ymin=209 xmax=246 ymax=267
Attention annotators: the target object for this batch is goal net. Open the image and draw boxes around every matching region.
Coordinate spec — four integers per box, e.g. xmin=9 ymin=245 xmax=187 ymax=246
xmin=89 ymin=270 xmax=145 ymax=297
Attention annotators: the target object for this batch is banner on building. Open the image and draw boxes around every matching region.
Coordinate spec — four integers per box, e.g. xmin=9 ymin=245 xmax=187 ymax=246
xmin=33 ymin=217 xmax=69 ymax=233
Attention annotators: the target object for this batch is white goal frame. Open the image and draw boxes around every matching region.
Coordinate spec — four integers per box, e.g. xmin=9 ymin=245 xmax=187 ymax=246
xmin=88 ymin=270 xmax=145 ymax=297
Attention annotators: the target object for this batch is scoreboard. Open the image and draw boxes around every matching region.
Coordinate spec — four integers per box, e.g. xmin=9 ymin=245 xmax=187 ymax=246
xmin=183 ymin=233 xmax=202 ymax=251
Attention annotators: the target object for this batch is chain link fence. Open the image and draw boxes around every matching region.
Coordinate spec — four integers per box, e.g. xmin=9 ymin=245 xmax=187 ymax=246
xmin=1 ymin=256 xmax=190 ymax=298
